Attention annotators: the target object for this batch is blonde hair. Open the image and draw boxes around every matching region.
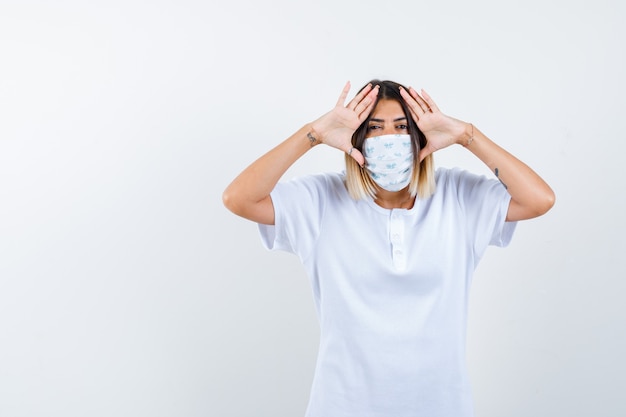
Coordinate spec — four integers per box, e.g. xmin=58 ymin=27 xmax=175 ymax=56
xmin=345 ymin=153 xmax=435 ymax=200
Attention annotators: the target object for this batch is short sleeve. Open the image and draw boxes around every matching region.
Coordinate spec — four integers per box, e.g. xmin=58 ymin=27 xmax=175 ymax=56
xmin=258 ymin=173 xmax=330 ymax=260
xmin=448 ymin=168 xmax=517 ymax=259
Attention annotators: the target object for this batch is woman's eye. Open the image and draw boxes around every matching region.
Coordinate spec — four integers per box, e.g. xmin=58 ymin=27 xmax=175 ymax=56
xmin=368 ymin=125 xmax=381 ymax=130
xmin=397 ymin=124 xmax=408 ymax=130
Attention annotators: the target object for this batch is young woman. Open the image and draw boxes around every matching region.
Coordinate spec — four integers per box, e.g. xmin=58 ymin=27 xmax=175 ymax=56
xmin=223 ymin=79 xmax=555 ymax=417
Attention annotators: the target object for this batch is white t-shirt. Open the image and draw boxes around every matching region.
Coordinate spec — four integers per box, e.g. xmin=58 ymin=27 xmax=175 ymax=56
xmin=258 ymin=167 xmax=516 ymax=417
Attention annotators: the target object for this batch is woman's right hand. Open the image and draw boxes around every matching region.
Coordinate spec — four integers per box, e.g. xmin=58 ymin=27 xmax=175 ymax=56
xmin=311 ymin=82 xmax=379 ymax=167
xmin=223 ymin=82 xmax=378 ymax=225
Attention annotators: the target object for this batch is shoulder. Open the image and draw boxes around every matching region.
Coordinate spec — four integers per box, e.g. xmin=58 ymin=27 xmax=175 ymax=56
xmin=283 ymin=171 xmax=344 ymax=188
xmin=435 ymin=167 xmax=468 ymax=189
xmin=270 ymin=172 xmax=348 ymax=224
xmin=433 ymin=167 xmax=506 ymax=205
xmin=435 ymin=167 xmax=491 ymax=188
xmin=434 ymin=166 xmax=510 ymax=213
xmin=274 ymin=171 xmax=346 ymax=198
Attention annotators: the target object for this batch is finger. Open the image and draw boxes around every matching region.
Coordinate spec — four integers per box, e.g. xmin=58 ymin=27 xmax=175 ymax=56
xmin=399 ymin=85 xmax=415 ymax=105
xmin=399 ymin=86 xmax=423 ymax=120
xmin=420 ymin=89 xmax=440 ymax=113
xmin=336 ymin=81 xmax=351 ymax=107
xmin=408 ymin=86 xmax=431 ymax=112
xmin=355 ymin=85 xmax=379 ymax=119
xmin=407 ymin=106 xmax=420 ymax=123
xmin=347 ymin=147 xmax=365 ymax=167
xmin=347 ymin=83 xmax=373 ymax=111
xmin=418 ymin=147 xmax=432 ymax=162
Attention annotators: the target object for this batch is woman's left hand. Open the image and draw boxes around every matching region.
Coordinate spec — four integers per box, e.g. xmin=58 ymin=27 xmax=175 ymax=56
xmin=399 ymin=86 xmax=469 ymax=161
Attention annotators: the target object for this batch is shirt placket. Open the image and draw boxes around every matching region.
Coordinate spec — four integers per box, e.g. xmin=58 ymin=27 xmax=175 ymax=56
xmin=389 ymin=211 xmax=406 ymax=271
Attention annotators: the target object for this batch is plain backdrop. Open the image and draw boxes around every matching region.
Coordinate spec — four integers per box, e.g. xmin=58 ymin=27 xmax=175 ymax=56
xmin=1 ymin=0 xmax=625 ymax=416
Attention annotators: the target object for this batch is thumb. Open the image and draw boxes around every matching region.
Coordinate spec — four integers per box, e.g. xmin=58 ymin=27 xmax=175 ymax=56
xmin=418 ymin=147 xmax=433 ymax=163
xmin=348 ymin=147 xmax=365 ymax=167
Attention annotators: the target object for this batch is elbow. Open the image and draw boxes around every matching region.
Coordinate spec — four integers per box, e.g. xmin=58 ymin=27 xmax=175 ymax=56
xmin=536 ymin=187 xmax=556 ymax=216
xmin=508 ymin=187 xmax=556 ymax=222
xmin=222 ymin=186 xmax=241 ymax=215
xmin=223 ymin=186 xmax=272 ymax=224
xmin=546 ymin=188 xmax=556 ymax=211
xmin=222 ymin=184 xmax=259 ymax=220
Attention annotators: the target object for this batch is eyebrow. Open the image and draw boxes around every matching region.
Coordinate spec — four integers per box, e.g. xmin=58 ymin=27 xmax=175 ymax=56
xmin=369 ymin=117 xmax=407 ymax=123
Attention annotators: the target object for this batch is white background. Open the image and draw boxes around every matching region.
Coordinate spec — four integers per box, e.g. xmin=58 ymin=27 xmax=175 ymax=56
xmin=1 ymin=0 xmax=625 ymax=416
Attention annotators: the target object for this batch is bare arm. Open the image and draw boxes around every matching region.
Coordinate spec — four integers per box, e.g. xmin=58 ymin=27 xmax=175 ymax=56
xmin=460 ymin=124 xmax=555 ymax=221
xmin=222 ymin=124 xmax=318 ymax=225
xmin=222 ymin=82 xmax=378 ymax=225
xmin=400 ymin=87 xmax=555 ymax=222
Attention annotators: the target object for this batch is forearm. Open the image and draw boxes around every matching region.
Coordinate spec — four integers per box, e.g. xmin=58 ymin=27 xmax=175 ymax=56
xmin=222 ymin=124 xmax=317 ymax=223
xmin=461 ymin=124 xmax=555 ymax=221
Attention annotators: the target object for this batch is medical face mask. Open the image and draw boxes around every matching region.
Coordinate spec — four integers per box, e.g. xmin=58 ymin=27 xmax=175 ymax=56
xmin=363 ymin=134 xmax=414 ymax=192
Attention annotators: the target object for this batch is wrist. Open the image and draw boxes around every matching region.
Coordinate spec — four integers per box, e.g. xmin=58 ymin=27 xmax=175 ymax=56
xmin=306 ymin=123 xmax=321 ymax=147
xmin=461 ymin=122 xmax=474 ymax=147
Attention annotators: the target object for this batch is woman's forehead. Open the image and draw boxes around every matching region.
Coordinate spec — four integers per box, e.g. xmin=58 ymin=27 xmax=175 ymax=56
xmin=370 ymin=99 xmax=405 ymax=120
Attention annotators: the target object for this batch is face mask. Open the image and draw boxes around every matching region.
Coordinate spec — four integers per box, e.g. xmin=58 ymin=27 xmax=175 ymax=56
xmin=363 ymin=134 xmax=414 ymax=192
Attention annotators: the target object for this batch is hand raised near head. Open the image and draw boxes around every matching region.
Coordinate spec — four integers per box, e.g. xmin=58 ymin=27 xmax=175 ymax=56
xmin=399 ymin=86 xmax=469 ymax=162
xmin=311 ymin=82 xmax=379 ymax=167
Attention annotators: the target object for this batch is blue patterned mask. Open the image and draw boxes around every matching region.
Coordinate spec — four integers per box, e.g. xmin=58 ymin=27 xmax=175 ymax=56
xmin=363 ymin=134 xmax=413 ymax=192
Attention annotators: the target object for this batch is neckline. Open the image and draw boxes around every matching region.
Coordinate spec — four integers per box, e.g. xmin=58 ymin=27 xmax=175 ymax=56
xmin=363 ymin=195 xmax=419 ymax=215
xmin=373 ymin=195 xmax=415 ymax=210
